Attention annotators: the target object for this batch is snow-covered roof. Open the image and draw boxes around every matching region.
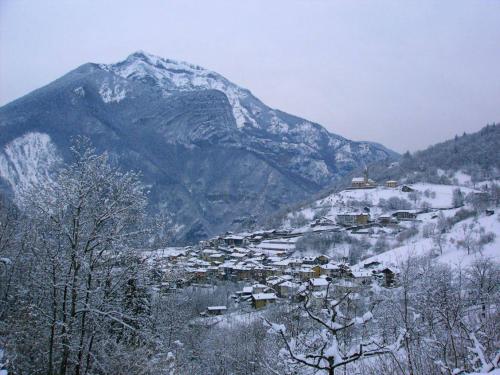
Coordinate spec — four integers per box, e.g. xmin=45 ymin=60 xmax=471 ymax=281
xmin=252 ymin=283 xmax=267 ymax=289
xmin=207 ymin=306 xmax=227 ymax=311
xmin=310 ymin=278 xmax=329 ymax=286
xmin=352 ymin=270 xmax=372 ymax=278
xmin=202 ymin=249 xmax=218 ymax=254
xmin=321 ymin=263 xmax=340 ymax=270
xmin=280 ymin=281 xmax=299 ymax=288
xmin=225 ymin=235 xmax=245 ymax=240
xmin=252 ymin=293 xmax=277 ymax=301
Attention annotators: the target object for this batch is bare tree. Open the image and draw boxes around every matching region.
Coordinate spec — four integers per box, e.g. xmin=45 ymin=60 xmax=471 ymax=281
xmin=2 ymin=138 xmax=155 ymax=375
xmin=269 ymin=282 xmax=405 ymax=375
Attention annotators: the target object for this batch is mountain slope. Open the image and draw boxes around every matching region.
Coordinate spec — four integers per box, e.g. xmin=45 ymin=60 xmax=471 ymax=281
xmin=0 ymin=51 xmax=397 ymax=243
xmin=332 ymin=124 xmax=500 ymax=191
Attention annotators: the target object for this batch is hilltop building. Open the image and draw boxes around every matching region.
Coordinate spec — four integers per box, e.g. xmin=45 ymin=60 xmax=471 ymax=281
xmin=351 ymin=167 xmax=377 ymax=189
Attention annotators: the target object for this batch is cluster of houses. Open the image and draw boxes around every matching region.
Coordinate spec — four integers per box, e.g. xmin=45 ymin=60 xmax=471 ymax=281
xmin=339 ymin=176 xmax=421 ymax=228
xmin=146 ymin=177 xmax=423 ymax=316
xmin=148 ymin=239 xmax=399 ymax=314
xmin=349 ymin=168 xmax=399 ymax=190
xmin=335 ymin=209 xmax=418 ymax=229
xmin=199 ymin=259 xmax=399 ymax=314
xmin=235 ymin=260 xmax=398 ymax=309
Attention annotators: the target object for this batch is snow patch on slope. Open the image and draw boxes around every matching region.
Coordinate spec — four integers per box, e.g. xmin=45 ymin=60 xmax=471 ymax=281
xmin=0 ymin=132 xmax=60 ymax=201
xmin=73 ymin=86 xmax=85 ymax=97
xmin=99 ymin=81 xmax=127 ymax=103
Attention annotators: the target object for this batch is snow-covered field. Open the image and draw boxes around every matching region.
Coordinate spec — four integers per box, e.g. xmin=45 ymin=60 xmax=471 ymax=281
xmin=280 ymin=182 xmax=500 ymax=268
xmin=356 ymin=212 xmax=500 ymax=269
xmin=287 ymin=182 xmax=479 ymax=224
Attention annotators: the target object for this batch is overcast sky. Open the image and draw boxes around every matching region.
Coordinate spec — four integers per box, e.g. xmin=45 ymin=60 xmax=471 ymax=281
xmin=1 ymin=0 xmax=499 ymax=152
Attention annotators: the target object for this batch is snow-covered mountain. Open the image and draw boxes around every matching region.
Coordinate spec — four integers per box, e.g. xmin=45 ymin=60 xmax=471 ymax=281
xmin=0 ymin=51 xmax=397 ymax=243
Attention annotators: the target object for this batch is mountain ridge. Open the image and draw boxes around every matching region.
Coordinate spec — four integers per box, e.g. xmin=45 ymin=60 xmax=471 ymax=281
xmin=0 ymin=51 xmax=397 ymax=243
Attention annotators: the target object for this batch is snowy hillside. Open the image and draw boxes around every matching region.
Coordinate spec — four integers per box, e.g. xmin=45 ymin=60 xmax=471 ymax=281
xmin=275 ymin=180 xmax=500 ymax=267
xmin=286 ymin=182 xmax=479 ymax=223
xmin=356 ymin=211 xmax=500 ymax=269
xmin=0 ymin=132 xmax=60 ymax=201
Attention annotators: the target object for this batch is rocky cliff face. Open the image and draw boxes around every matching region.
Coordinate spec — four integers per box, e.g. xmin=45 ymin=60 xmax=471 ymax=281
xmin=0 ymin=51 xmax=397 ymax=243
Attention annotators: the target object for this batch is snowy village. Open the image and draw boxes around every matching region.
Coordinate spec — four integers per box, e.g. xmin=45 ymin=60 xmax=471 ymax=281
xmin=144 ymin=170 xmax=498 ymax=317
xmin=1 ymin=2 xmax=499 ymax=375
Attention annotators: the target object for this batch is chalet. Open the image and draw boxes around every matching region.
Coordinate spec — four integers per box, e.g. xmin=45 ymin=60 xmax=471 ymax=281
xmin=206 ymin=266 xmax=219 ymax=277
xmin=351 ymin=270 xmax=372 ymax=285
xmin=250 ymin=283 xmax=265 ymax=294
xmin=252 ymin=293 xmax=277 ymax=309
xmin=311 ymin=265 xmax=322 ymax=277
xmin=223 ymin=235 xmax=246 ymax=247
xmin=255 ymin=239 xmax=295 ymax=255
xmin=272 ymin=259 xmax=292 ymax=271
xmin=336 ymin=213 xmax=370 ymax=227
xmin=319 ymin=263 xmax=341 ymax=277
xmin=298 ymin=267 xmax=316 ymax=281
xmin=385 ymin=180 xmax=398 ymax=188
xmin=380 ymin=267 xmax=398 ymax=287
xmin=229 ymin=252 xmax=247 ymax=261
xmin=302 ymin=256 xmax=317 ymax=265
xmin=277 ymin=281 xmax=300 ymax=298
xmin=263 ymin=266 xmax=281 ymax=278
xmin=392 ymin=211 xmax=417 ymax=221
xmin=201 ymin=249 xmax=219 ymax=261
xmin=265 ymin=276 xmax=288 ymax=288
xmin=309 ymin=277 xmax=330 ymax=291
xmin=288 ymin=258 xmax=304 ymax=269
xmin=233 ymin=266 xmax=252 ymax=280
xmin=241 ymin=286 xmax=253 ymax=296
xmin=208 ymin=253 xmax=224 ymax=264
xmin=206 ymin=306 xmax=227 ymax=316
xmin=378 ymin=215 xmax=396 ymax=225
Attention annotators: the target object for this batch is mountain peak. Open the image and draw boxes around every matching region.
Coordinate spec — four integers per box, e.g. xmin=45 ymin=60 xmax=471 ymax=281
xmin=123 ymin=50 xmax=208 ymax=73
xmin=100 ymin=51 xmax=257 ymax=129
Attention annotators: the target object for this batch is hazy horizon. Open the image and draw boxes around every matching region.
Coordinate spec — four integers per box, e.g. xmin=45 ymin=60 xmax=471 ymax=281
xmin=1 ymin=0 xmax=499 ymax=152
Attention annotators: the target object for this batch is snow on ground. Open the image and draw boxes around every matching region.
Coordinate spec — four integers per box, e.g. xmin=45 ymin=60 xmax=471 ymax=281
xmin=280 ymin=180 xmax=499 ymax=269
xmin=0 ymin=132 xmax=60 ymax=201
xmin=356 ymin=213 xmax=500 ymax=269
xmin=286 ymin=183 xmax=479 ymax=227
xmin=191 ymin=307 xmax=266 ymax=330
xmin=99 ymin=81 xmax=127 ymax=103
